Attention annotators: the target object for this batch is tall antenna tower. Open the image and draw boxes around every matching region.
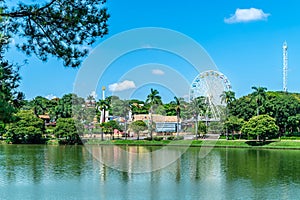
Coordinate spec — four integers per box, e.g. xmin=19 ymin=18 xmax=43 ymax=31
xmin=283 ymin=41 xmax=288 ymax=92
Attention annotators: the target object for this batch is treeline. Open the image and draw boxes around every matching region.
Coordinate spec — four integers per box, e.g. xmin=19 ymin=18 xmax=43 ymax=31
xmin=0 ymin=89 xmax=188 ymax=144
xmin=224 ymin=87 xmax=300 ymax=140
xmin=2 ymin=84 xmax=300 ymax=144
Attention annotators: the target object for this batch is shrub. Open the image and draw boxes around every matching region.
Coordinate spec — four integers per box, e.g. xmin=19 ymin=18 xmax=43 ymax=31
xmin=167 ymin=136 xmax=175 ymax=140
xmin=153 ymin=136 xmax=163 ymax=141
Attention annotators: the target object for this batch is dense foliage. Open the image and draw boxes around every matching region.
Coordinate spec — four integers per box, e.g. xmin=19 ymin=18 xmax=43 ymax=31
xmin=54 ymin=118 xmax=82 ymax=144
xmin=241 ymin=114 xmax=279 ymax=140
xmin=2 ymin=83 xmax=300 ymax=144
xmin=229 ymin=91 xmax=300 ymax=134
xmin=129 ymin=120 xmax=147 ymax=140
xmin=0 ymin=0 xmax=109 ymax=67
xmin=5 ymin=110 xmax=44 ymax=144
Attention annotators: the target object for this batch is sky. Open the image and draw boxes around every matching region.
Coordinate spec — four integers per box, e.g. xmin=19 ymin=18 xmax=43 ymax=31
xmin=9 ymin=0 xmax=300 ymax=102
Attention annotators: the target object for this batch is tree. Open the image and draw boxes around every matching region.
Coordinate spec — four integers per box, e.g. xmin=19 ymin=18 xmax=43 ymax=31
xmin=54 ymin=93 xmax=85 ymax=119
xmin=30 ymin=96 xmax=50 ymax=116
xmin=117 ymin=99 xmax=131 ymax=139
xmin=129 ymin=99 xmax=148 ymax=115
xmin=54 ymin=118 xmax=83 ymax=144
xmin=220 ymin=90 xmax=236 ymax=139
xmin=220 ymin=91 xmax=236 ymax=106
xmin=229 ymin=95 xmax=256 ymax=121
xmin=100 ymin=120 xmax=121 ymax=139
xmin=224 ymin=116 xmax=245 ymax=139
xmin=287 ymin=114 xmax=300 ymax=134
xmin=251 ymin=86 xmax=267 ymax=116
xmin=145 ymin=88 xmax=162 ymax=139
xmin=5 ymin=110 xmax=44 ymax=144
xmin=96 ymin=98 xmax=110 ymax=123
xmin=129 ymin=120 xmax=147 ymax=140
xmin=171 ymin=96 xmax=182 ymax=137
xmin=197 ymin=121 xmax=207 ymax=137
xmin=0 ymin=58 xmax=24 ymax=123
xmin=264 ymin=92 xmax=300 ymax=134
xmin=241 ymin=114 xmax=279 ymax=141
xmin=189 ymin=96 xmax=207 ymax=138
xmin=0 ymin=0 xmax=109 ymax=67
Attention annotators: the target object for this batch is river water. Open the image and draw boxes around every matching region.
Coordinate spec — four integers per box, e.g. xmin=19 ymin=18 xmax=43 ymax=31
xmin=0 ymin=145 xmax=300 ymax=200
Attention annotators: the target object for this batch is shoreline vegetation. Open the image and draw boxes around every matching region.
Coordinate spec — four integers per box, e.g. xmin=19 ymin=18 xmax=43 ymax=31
xmin=3 ymin=135 xmax=300 ymax=149
xmin=83 ymin=138 xmax=300 ymax=150
xmin=3 ymin=89 xmax=300 ymax=147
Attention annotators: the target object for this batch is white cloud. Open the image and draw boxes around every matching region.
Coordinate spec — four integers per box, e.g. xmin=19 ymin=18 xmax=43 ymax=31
xmin=224 ymin=8 xmax=270 ymax=24
xmin=152 ymin=69 xmax=165 ymax=75
xmin=109 ymin=80 xmax=136 ymax=92
xmin=45 ymin=94 xmax=57 ymax=100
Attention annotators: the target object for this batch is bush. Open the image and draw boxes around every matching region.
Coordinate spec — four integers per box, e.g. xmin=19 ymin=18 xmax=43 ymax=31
xmin=167 ymin=136 xmax=175 ymax=140
xmin=153 ymin=136 xmax=163 ymax=141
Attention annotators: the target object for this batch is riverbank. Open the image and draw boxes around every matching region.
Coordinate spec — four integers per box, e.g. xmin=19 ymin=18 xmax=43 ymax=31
xmin=85 ymin=139 xmax=300 ymax=149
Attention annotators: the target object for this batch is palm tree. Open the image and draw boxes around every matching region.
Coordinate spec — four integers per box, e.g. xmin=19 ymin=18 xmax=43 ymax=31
xmin=251 ymin=86 xmax=267 ymax=141
xmin=220 ymin=90 xmax=236 ymax=139
xmin=220 ymin=91 xmax=236 ymax=106
xmin=189 ymin=96 xmax=207 ymax=138
xmin=96 ymin=99 xmax=110 ymax=123
xmin=86 ymin=94 xmax=95 ymax=107
xmin=96 ymin=99 xmax=110 ymax=140
xmin=145 ymin=88 xmax=162 ymax=139
xmin=171 ymin=96 xmax=183 ymax=137
xmin=251 ymin=86 xmax=267 ymax=116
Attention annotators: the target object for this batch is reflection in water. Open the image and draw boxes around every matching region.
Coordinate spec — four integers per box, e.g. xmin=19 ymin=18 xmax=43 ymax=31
xmin=1 ymin=145 xmax=300 ymax=199
xmin=85 ymin=144 xmax=188 ymax=173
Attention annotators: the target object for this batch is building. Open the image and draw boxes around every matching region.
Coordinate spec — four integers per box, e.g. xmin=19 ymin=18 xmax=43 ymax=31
xmin=133 ymin=114 xmax=181 ymax=133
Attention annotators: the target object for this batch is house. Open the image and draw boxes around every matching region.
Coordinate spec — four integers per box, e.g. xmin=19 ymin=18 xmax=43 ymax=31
xmin=132 ymin=114 xmax=181 ymax=133
xmin=38 ymin=115 xmax=56 ymax=126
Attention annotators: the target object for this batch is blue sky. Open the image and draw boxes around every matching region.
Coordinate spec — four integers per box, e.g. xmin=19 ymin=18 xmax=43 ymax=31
xmin=11 ymin=0 xmax=300 ymax=102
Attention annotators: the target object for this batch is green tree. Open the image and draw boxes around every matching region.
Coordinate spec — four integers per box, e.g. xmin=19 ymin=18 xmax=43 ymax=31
xmin=220 ymin=90 xmax=236 ymax=106
xmin=241 ymin=114 xmax=279 ymax=141
xmin=287 ymin=114 xmax=300 ymax=134
xmin=197 ymin=121 xmax=207 ymax=137
xmin=54 ymin=93 xmax=85 ymax=119
xmin=30 ymin=96 xmax=50 ymax=116
xmin=0 ymin=59 xmax=24 ymax=124
xmin=189 ymin=96 xmax=207 ymax=138
xmin=54 ymin=118 xmax=83 ymax=144
xmin=264 ymin=92 xmax=300 ymax=134
xmin=129 ymin=120 xmax=147 ymax=140
xmin=224 ymin=116 xmax=245 ymax=139
xmin=145 ymin=88 xmax=162 ymax=139
xmin=96 ymin=98 xmax=110 ymax=123
xmin=5 ymin=110 xmax=44 ymax=144
xmin=171 ymin=96 xmax=182 ymax=137
xmin=229 ymin=95 xmax=256 ymax=121
xmin=100 ymin=120 xmax=121 ymax=139
xmin=251 ymin=86 xmax=267 ymax=116
xmin=129 ymin=99 xmax=148 ymax=115
xmin=179 ymin=99 xmax=192 ymax=120
xmin=0 ymin=0 xmax=109 ymax=67
xmin=220 ymin=90 xmax=236 ymax=139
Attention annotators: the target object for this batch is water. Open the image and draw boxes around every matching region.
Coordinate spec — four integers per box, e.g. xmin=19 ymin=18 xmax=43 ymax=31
xmin=0 ymin=145 xmax=300 ymax=200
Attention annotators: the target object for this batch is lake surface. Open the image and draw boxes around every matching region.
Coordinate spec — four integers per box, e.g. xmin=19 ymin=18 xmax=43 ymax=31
xmin=1 ymin=145 xmax=300 ymax=200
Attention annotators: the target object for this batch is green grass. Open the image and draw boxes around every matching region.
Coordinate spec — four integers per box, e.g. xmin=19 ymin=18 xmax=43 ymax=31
xmin=84 ymin=138 xmax=300 ymax=149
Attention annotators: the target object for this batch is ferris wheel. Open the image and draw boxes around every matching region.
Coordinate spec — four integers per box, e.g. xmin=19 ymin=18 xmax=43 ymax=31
xmin=190 ymin=70 xmax=231 ymax=104
xmin=189 ymin=70 xmax=232 ymax=121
